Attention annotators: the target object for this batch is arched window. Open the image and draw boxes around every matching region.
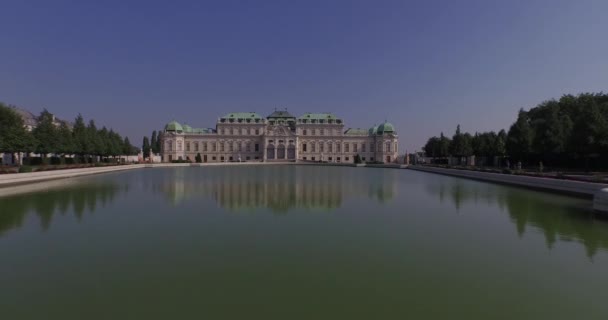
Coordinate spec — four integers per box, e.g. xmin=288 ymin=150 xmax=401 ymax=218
xmin=167 ymin=140 xmax=173 ymax=151
xmin=386 ymin=142 xmax=391 ymax=152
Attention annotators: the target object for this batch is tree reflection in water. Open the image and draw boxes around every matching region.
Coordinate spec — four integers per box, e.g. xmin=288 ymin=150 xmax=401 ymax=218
xmin=0 ymin=180 xmax=124 ymax=236
xmin=426 ymin=178 xmax=608 ymax=258
xmin=155 ymin=166 xmax=396 ymax=213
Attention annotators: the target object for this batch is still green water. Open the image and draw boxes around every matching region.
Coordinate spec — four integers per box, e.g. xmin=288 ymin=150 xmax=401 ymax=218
xmin=1 ymin=166 xmax=607 ymax=319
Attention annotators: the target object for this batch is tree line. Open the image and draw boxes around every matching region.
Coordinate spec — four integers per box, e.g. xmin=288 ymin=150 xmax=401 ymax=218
xmin=0 ymin=102 xmax=139 ymax=164
xmin=142 ymin=130 xmax=162 ymax=159
xmin=423 ymin=92 xmax=608 ymax=169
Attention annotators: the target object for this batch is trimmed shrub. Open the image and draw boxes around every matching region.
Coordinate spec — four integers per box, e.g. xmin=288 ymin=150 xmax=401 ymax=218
xmin=19 ymin=166 xmax=33 ymax=173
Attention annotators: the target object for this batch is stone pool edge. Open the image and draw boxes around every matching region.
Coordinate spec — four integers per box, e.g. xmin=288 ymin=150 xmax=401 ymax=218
xmin=407 ymin=165 xmax=608 ymax=214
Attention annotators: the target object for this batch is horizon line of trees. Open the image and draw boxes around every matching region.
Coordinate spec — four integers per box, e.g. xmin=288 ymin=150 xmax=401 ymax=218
xmin=423 ymin=92 xmax=608 ymax=169
xmin=0 ymin=102 xmax=139 ymax=164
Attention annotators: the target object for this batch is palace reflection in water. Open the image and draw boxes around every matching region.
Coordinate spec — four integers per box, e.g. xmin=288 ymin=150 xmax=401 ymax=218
xmin=424 ymin=177 xmax=608 ymax=258
xmin=1 ymin=166 xmax=608 ymax=261
xmin=153 ymin=166 xmax=396 ymax=213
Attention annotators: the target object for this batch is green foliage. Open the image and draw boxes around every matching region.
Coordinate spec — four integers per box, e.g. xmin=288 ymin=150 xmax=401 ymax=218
xmin=195 ymin=153 xmax=202 ymax=163
xmin=32 ymin=109 xmax=61 ymax=157
xmin=18 ymin=165 xmax=33 ymax=173
xmin=449 ymin=125 xmax=473 ymax=157
xmin=354 ymin=154 xmax=362 ymax=164
xmin=506 ymin=109 xmax=534 ymax=162
xmin=151 ymin=131 xmax=159 ymax=154
xmin=0 ymin=102 xmax=37 ymax=153
xmin=424 ymin=92 xmax=608 ymax=169
xmin=142 ymin=136 xmax=151 ymax=159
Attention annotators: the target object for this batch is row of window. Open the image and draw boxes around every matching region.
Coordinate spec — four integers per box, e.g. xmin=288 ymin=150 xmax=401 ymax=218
xmin=298 ymin=119 xmax=342 ymax=124
xmin=300 ymin=128 xmax=342 ymax=136
xmin=218 ymin=127 xmax=261 ymax=136
xmin=166 ymin=141 xmax=261 ymax=152
xmin=301 ymin=142 xmax=396 ymax=153
xmin=166 ymin=141 xmax=397 ymax=153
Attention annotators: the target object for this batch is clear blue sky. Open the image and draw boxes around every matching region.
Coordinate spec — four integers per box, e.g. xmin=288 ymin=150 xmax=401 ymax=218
xmin=1 ymin=0 xmax=607 ymax=152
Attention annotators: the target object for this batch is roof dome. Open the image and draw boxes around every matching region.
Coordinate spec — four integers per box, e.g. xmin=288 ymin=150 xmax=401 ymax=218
xmin=165 ymin=121 xmax=183 ymax=132
xmin=368 ymin=125 xmax=378 ymax=135
xmin=377 ymin=122 xmax=395 ymax=134
xmin=182 ymin=124 xmax=193 ymax=133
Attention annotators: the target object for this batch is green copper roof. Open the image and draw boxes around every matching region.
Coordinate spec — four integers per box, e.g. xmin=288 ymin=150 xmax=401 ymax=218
xmin=165 ymin=120 xmax=183 ymax=132
xmin=267 ymin=110 xmax=295 ymax=119
xmin=297 ymin=113 xmax=339 ymax=120
xmin=368 ymin=125 xmax=378 ymax=135
xmin=221 ymin=112 xmax=263 ymax=120
xmin=182 ymin=124 xmax=193 ymax=133
xmin=377 ymin=122 xmax=396 ymax=134
xmin=344 ymin=128 xmax=368 ymax=135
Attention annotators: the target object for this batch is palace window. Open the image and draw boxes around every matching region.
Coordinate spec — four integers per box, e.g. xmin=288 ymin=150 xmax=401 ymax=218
xmin=167 ymin=141 xmax=173 ymax=151
xmin=312 ymin=129 xmax=316 ymax=136
xmin=194 ymin=142 xmax=199 ymax=151
xmin=353 ymin=143 xmax=357 ymax=153
xmin=377 ymin=143 xmax=382 ymax=152
xmin=186 ymin=142 xmax=190 ymax=152
xmin=255 ymin=129 xmax=259 ymax=135
xmin=336 ymin=143 xmax=341 ymax=153
xmin=311 ymin=142 xmax=316 ymax=152
xmin=246 ymin=142 xmax=251 ymax=152
xmin=320 ymin=129 xmax=324 ymax=136
xmin=203 ymin=142 xmax=208 ymax=151
xmin=303 ymin=129 xmax=307 ymax=135
xmin=303 ymin=143 xmax=307 ymax=152
xmin=177 ymin=141 xmax=182 ymax=151
xmin=212 ymin=142 xmax=216 ymax=152
xmin=220 ymin=142 xmax=225 ymax=152
xmin=345 ymin=143 xmax=349 ymax=153
xmin=231 ymin=128 xmax=236 ymax=135
xmin=362 ymin=143 xmax=366 ymax=152
xmin=386 ymin=142 xmax=391 ymax=152
xmin=229 ymin=142 xmax=234 ymax=152
xmin=320 ymin=142 xmax=325 ymax=152
xmin=328 ymin=143 xmax=332 ymax=153
xmin=238 ymin=142 xmax=242 ymax=151
xmin=255 ymin=143 xmax=259 ymax=152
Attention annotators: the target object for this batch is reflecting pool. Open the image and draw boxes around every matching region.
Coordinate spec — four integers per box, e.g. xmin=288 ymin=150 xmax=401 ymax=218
xmin=1 ymin=166 xmax=607 ymax=319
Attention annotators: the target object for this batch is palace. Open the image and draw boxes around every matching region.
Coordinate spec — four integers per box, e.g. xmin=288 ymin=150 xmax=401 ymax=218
xmin=159 ymin=110 xmax=398 ymax=163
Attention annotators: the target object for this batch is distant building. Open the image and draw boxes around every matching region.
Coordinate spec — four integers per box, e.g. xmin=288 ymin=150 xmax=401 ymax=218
xmin=9 ymin=105 xmax=70 ymax=131
xmin=160 ymin=110 xmax=399 ymax=163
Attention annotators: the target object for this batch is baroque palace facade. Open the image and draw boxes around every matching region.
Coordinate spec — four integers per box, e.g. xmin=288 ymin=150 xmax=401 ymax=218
xmin=159 ymin=110 xmax=398 ymax=163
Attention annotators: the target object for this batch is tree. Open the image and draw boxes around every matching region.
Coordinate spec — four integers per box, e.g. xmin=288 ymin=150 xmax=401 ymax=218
xmin=57 ymin=122 xmax=75 ymax=162
xmin=142 ymin=136 xmax=150 ymax=159
xmin=86 ymin=120 xmax=102 ymax=162
xmin=438 ymin=132 xmax=451 ymax=158
xmin=32 ymin=109 xmax=61 ymax=163
xmin=72 ymin=114 xmax=87 ymax=163
xmin=123 ymin=137 xmax=137 ymax=155
xmin=507 ymin=109 xmax=534 ymax=162
xmin=151 ymin=131 xmax=158 ymax=154
xmin=195 ymin=153 xmax=202 ymax=163
xmin=449 ymin=125 xmax=473 ymax=158
xmin=0 ymin=103 xmax=37 ymax=163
